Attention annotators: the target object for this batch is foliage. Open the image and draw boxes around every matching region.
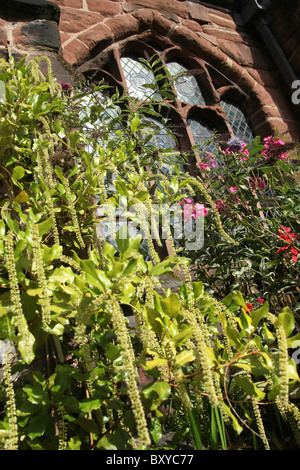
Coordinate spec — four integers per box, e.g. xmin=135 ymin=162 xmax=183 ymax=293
xmin=185 ymin=134 xmax=300 ymax=321
xmin=0 ymin=56 xmax=299 ymax=451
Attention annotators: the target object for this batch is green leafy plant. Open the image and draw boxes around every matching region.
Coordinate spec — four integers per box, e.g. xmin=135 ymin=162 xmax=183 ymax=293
xmin=0 ymin=57 xmax=299 ymax=451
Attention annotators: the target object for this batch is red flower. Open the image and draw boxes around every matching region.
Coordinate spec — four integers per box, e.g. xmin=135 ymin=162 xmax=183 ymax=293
xmin=291 ymin=247 xmax=299 ymax=263
xmin=276 ymin=246 xmax=289 ymax=254
xmin=278 ymin=226 xmax=297 ymax=244
xmin=246 ymin=303 xmax=253 ymax=312
xmin=256 ymin=298 xmax=264 ymax=304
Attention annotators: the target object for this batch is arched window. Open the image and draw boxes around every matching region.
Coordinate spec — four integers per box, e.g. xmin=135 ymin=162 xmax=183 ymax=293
xmin=187 ymin=118 xmax=217 ymax=153
xmin=81 ymin=38 xmax=255 ymax=165
xmin=220 ymin=100 xmax=253 ymax=143
xmin=120 ymin=56 xmax=161 ymax=101
xmin=82 ymin=39 xmax=256 ymax=259
xmin=166 ymin=61 xmax=205 ymax=106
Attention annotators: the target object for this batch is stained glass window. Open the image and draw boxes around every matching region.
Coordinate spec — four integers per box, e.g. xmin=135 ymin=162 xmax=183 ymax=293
xmin=187 ymin=118 xmax=216 ymax=153
xmin=166 ymin=61 xmax=205 ymax=106
xmin=120 ymin=56 xmax=161 ymax=100
xmin=142 ymin=118 xmax=180 ymax=174
xmin=220 ymin=100 xmax=253 ymax=143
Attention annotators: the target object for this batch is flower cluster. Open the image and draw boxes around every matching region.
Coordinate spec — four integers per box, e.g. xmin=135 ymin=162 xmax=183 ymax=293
xmin=225 ymin=137 xmax=249 ymax=161
xmin=276 ymin=225 xmax=299 ymax=262
xmin=214 ymin=199 xmax=228 ymax=214
xmin=59 ymin=82 xmax=71 ymax=92
xmin=178 ymin=198 xmax=209 ymax=222
xmin=261 ymin=136 xmax=289 ymax=161
xmin=250 ymin=176 xmax=266 ymax=191
xmin=197 ymin=151 xmax=217 ymax=171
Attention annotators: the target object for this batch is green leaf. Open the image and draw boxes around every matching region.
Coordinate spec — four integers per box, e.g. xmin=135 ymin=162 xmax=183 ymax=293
xmin=115 ymin=225 xmax=130 ymax=254
xmin=12 ymin=165 xmax=25 ymax=181
xmin=122 ymin=258 xmax=138 ymax=277
xmin=149 ymin=416 xmax=162 ymax=444
xmin=144 ymin=356 xmax=168 ymax=369
xmin=37 ymin=217 xmax=53 ymax=237
xmin=79 ymin=397 xmax=102 ymax=413
xmin=142 ymin=382 xmax=171 ymax=403
xmin=18 ymin=331 xmax=35 ymax=364
xmin=234 ymin=376 xmax=265 ymax=400
xmin=68 ymin=436 xmax=81 ymax=450
xmin=130 ymin=116 xmax=140 ymax=133
xmin=225 ymin=326 xmax=242 ymax=348
xmin=69 ymin=130 xmax=80 ymax=149
xmin=278 ymin=307 xmax=295 ymax=337
xmin=150 ymin=258 xmax=174 ymax=276
xmin=97 ymin=429 xmax=132 ymax=450
xmin=48 ymin=266 xmax=75 ymax=284
xmin=26 ymin=415 xmax=51 ymax=440
xmin=193 ymin=281 xmax=204 ymax=300
xmin=222 ymin=403 xmax=243 ymax=435
xmin=145 ymin=308 xmax=165 ymax=337
xmin=80 ymin=259 xmax=111 ymax=292
xmin=75 ymin=417 xmax=100 ymax=435
xmin=160 ymin=293 xmax=180 ymax=318
xmin=41 ymin=244 xmax=63 ymax=265
xmin=251 ymin=301 xmax=269 ymax=327
xmin=175 ymin=349 xmax=195 ymax=365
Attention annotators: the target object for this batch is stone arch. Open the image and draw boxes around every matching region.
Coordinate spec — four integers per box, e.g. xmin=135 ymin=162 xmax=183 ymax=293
xmin=60 ymin=9 xmax=298 ymax=139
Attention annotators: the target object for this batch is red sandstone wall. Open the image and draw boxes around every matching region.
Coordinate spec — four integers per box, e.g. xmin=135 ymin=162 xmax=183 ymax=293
xmin=0 ymin=0 xmax=299 ymax=141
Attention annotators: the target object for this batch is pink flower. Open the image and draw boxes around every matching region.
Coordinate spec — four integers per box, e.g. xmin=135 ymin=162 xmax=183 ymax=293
xmin=198 ymin=163 xmax=209 ymax=170
xmin=182 ymin=204 xmax=192 ymax=222
xmin=262 ymin=136 xmax=289 ymax=161
xmin=193 ymin=203 xmax=208 ymax=218
xmin=229 ymin=186 xmax=237 ymax=193
xmin=241 ymin=143 xmax=249 ymax=156
xmin=250 ymin=177 xmax=266 ymax=191
xmin=225 ymin=142 xmax=249 ymax=160
xmin=206 ymin=152 xmax=216 ymax=168
xmin=215 ymin=199 xmax=227 ymax=214
xmin=179 ymin=198 xmax=209 ymax=221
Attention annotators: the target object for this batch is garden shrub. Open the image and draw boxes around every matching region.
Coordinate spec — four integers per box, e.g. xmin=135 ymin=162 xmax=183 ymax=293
xmin=0 ymin=56 xmax=299 ymax=451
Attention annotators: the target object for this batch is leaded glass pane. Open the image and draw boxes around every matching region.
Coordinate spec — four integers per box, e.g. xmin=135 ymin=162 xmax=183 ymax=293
xmin=120 ymin=56 xmax=161 ymax=100
xmin=220 ymin=100 xmax=253 ymax=143
xmin=143 ymin=118 xmax=180 ymax=174
xmin=187 ymin=118 xmax=216 ymax=153
xmin=166 ymin=62 xmax=205 ymax=106
xmin=145 ymin=119 xmax=177 ymax=150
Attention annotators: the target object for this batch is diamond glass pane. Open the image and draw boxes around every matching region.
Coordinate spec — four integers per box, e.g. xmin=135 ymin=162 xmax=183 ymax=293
xmin=187 ymin=119 xmax=216 ymax=153
xmin=143 ymin=118 xmax=179 ymax=174
xmin=220 ymin=100 xmax=253 ymax=143
xmin=166 ymin=62 xmax=205 ymax=106
xmin=146 ymin=119 xmax=177 ymax=150
xmin=120 ymin=57 xmax=160 ymax=100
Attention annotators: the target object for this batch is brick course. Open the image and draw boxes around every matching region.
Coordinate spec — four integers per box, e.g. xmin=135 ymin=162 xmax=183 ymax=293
xmin=0 ymin=0 xmax=298 ymax=140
